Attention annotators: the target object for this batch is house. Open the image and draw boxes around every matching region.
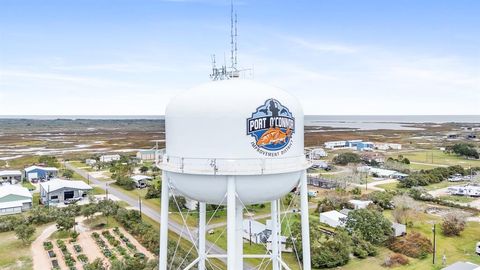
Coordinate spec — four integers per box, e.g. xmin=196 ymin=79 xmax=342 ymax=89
xmin=0 ymin=170 xmax=22 ymax=184
xmin=392 ymin=222 xmax=407 ymax=237
xmin=375 ymin=143 xmax=402 ymax=150
xmin=324 ymin=140 xmax=373 ymax=151
xmin=349 ymin=199 xmax=373 ymax=210
xmin=310 ymin=148 xmax=328 ymax=159
xmin=39 ymin=179 xmax=92 ymax=205
xmin=319 ymin=210 xmax=347 ymax=228
xmin=243 ymin=219 xmax=271 ymax=244
xmin=99 ymin=154 xmax=121 ymax=163
xmin=358 ymin=166 xmax=408 ymax=179
xmin=0 ymin=185 xmax=32 ymax=215
xmin=442 ymin=262 xmax=480 ymax=270
xmin=85 ymin=159 xmax=97 ymax=166
xmin=131 ymin=175 xmax=152 ymax=188
xmin=136 ymin=149 xmax=159 ymax=161
xmin=24 ymin=165 xmax=59 ymax=182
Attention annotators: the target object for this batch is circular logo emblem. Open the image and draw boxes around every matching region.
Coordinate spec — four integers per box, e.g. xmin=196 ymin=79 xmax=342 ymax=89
xmin=246 ymin=98 xmax=295 ymax=155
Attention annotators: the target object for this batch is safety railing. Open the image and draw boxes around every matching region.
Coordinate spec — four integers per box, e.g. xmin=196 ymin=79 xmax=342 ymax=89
xmin=159 ymin=154 xmax=309 ymax=175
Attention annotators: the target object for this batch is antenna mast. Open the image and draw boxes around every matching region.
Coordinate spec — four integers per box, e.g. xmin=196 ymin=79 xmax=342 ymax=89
xmin=209 ymin=0 xmax=246 ymax=81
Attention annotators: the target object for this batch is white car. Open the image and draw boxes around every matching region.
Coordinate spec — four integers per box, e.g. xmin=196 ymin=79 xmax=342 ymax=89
xmin=476 ymin=242 xmax=480 ymax=255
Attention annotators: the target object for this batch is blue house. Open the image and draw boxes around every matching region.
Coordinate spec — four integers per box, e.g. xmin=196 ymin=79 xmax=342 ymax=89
xmin=24 ymin=166 xmax=59 ymax=182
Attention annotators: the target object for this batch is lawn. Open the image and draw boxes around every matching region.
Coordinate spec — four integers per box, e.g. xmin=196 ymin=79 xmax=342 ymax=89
xmin=0 ymin=223 xmax=51 ymax=270
xmin=21 ymin=181 xmax=36 ymax=191
xmin=376 ymin=180 xmax=471 ymax=192
xmin=339 ymin=211 xmax=480 ymax=270
xmin=392 ymin=150 xmax=480 ymax=168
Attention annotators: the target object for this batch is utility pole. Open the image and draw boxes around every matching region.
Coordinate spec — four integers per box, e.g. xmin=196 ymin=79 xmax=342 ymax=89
xmin=432 ymin=224 xmax=437 ymax=264
xmin=365 ymin=172 xmax=368 ymax=191
xmin=139 ymin=196 xmax=142 ymax=220
xmin=105 ymin=183 xmax=109 ymax=200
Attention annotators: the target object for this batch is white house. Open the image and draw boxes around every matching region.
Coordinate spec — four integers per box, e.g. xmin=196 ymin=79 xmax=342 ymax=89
xmin=39 ymin=179 xmax=92 ymax=205
xmin=349 ymin=199 xmax=373 ymax=210
xmin=357 ymin=166 xmax=408 ymax=179
xmin=24 ymin=165 xmax=59 ymax=182
xmin=0 ymin=185 xmax=32 ymax=215
xmin=99 ymin=154 xmax=121 ymax=163
xmin=131 ymin=175 xmax=152 ymax=188
xmin=184 ymin=198 xmax=198 ymax=211
xmin=0 ymin=170 xmax=22 ymax=184
xmin=320 ymin=210 xmax=347 ymax=228
xmin=266 ymin=235 xmax=292 ymax=253
xmin=243 ymin=219 xmax=271 ymax=244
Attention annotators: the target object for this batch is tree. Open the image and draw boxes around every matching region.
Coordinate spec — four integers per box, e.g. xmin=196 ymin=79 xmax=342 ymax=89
xmin=368 ymin=191 xmax=394 ymax=209
xmin=62 ymin=169 xmax=74 ymax=179
xmin=81 ymin=204 xmax=97 ymax=220
xmin=288 ymin=220 xmax=352 ymax=268
xmin=139 ymin=165 xmax=149 ymax=174
xmin=442 ymin=212 xmax=466 ymax=236
xmin=116 ymin=176 xmax=136 ymax=190
xmin=56 ymin=215 xmax=75 ymax=231
xmin=345 ymin=209 xmax=393 ymax=245
xmin=97 ymin=199 xmax=120 ymax=225
xmin=145 ymin=182 xmax=161 ymax=199
xmin=333 ymin=152 xmax=361 ymax=165
xmin=392 ymin=194 xmax=420 ymax=224
xmin=448 ymin=143 xmax=479 ymax=159
xmin=14 ymin=224 xmax=35 ymax=244
xmin=389 ymin=232 xmax=432 ymax=258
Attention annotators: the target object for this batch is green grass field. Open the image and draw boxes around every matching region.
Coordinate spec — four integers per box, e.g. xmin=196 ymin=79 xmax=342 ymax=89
xmin=391 ymin=150 xmax=480 ymax=168
xmin=0 ymin=223 xmax=51 ymax=270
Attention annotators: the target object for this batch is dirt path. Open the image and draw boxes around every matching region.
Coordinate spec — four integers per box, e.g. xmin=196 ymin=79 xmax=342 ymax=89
xmin=31 ymin=224 xmax=58 ymax=270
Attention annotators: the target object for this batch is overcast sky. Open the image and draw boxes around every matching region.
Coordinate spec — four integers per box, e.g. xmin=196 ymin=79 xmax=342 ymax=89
xmin=0 ymin=0 xmax=479 ymax=115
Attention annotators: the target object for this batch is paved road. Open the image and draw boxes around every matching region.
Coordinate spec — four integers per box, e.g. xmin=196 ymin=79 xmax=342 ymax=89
xmin=65 ymin=162 xmax=247 ymax=269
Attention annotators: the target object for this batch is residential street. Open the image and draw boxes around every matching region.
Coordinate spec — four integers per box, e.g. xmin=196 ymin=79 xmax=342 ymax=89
xmin=65 ymin=162 xmax=246 ymax=269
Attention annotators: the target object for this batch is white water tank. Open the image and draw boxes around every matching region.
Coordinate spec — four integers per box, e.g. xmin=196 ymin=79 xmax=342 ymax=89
xmin=161 ymin=80 xmax=308 ymax=205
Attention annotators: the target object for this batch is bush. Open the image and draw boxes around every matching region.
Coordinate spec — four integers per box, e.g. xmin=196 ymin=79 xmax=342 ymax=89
xmin=368 ymin=191 xmax=394 ymax=210
xmin=345 ymin=209 xmax=393 ymax=245
xmin=333 ymin=152 xmax=361 ymax=165
xmin=43 ymin=241 xmax=53 ymax=250
xmin=383 ymin=253 xmax=409 ymax=267
xmin=442 ymin=212 xmax=466 ymax=236
xmin=352 ymin=235 xmax=377 ymax=259
xmin=388 ymin=232 xmax=432 ymax=259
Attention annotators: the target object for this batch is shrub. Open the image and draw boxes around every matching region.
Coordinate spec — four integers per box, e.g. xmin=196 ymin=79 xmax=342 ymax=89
xmin=333 ymin=152 xmax=361 ymax=165
xmin=383 ymin=253 xmax=409 ymax=267
xmin=43 ymin=241 xmax=53 ymax=251
xmin=442 ymin=212 xmax=466 ymax=236
xmin=389 ymin=232 xmax=432 ymax=259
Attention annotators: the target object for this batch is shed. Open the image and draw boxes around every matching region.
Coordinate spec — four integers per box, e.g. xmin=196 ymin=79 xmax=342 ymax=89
xmin=349 ymin=199 xmax=373 ymax=210
xmin=392 ymin=222 xmax=407 ymax=237
xmin=243 ymin=219 xmax=271 ymax=244
xmin=320 ymin=210 xmax=347 ymax=228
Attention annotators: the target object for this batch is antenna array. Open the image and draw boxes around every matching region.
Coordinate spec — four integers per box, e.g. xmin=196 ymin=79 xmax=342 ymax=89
xmin=210 ymin=0 xmax=247 ymax=81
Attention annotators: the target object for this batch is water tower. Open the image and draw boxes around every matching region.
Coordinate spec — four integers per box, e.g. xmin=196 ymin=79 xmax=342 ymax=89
xmin=159 ymin=79 xmax=312 ymax=270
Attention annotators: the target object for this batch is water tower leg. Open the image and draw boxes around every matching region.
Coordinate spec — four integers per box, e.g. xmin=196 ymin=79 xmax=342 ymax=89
xmin=198 ymin=202 xmax=206 ymax=270
xmin=159 ymin=171 xmax=169 ymax=270
xmin=271 ymin=199 xmax=280 ymax=270
xmin=235 ymin=200 xmax=244 ymax=270
xmin=227 ymin=176 xmax=236 ymax=270
xmin=300 ymin=171 xmax=311 ymax=270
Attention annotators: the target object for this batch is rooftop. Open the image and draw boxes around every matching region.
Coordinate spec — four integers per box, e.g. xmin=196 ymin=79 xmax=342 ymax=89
xmin=40 ymin=178 xmax=92 ymax=193
xmin=0 ymin=185 xmax=32 ymax=199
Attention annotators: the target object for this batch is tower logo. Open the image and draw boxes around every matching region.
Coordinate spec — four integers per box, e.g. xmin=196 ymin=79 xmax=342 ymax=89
xmin=247 ymin=98 xmax=295 ymax=154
